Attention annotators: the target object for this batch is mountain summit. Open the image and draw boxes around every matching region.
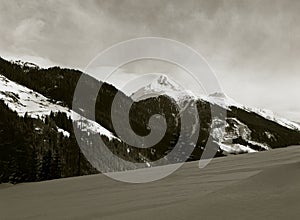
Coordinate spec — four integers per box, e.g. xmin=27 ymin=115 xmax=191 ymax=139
xmin=131 ymin=74 xmax=196 ymax=106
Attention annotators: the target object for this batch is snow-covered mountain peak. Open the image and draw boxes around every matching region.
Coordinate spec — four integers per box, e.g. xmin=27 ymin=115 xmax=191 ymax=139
xmin=131 ymin=74 xmax=239 ymax=109
xmin=131 ymin=74 xmax=196 ymax=105
xmin=200 ymin=91 xmax=243 ymax=110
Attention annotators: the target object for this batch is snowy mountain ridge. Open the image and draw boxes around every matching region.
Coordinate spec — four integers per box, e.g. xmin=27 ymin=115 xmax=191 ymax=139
xmin=131 ymin=74 xmax=300 ymax=131
xmin=131 ymin=74 xmax=196 ymax=107
xmin=0 ymin=74 xmax=116 ymax=140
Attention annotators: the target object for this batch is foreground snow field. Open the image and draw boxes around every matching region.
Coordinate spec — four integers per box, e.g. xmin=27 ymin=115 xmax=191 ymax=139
xmin=1 ymin=146 xmax=299 ymax=220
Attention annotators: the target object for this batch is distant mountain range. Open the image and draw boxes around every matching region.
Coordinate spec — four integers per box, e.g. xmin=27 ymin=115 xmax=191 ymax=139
xmin=131 ymin=74 xmax=300 ymax=153
xmin=1 ymin=57 xmax=300 ymax=183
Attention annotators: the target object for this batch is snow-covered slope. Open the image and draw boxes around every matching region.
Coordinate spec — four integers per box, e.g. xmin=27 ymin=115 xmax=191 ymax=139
xmin=1 ymin=146 xmax=299 ymax=219
xmin=202 ymin=91 xmax=300 ymax=131
xmin=244 ymin=107 xmax=300 ymax=131
xmin=0 ymin=74 xmax=116 ymax=140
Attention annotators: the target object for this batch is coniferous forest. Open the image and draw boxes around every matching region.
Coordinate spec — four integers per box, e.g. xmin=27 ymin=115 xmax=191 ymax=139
xmin=0 ymin=100 xmax=98 ymax=183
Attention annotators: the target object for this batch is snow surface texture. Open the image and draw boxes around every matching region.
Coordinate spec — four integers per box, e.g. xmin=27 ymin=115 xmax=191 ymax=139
xmin=1 ymin=146 xmax=300 ymax=219
xmin=0 ymin=74 xmax=116 ymax=140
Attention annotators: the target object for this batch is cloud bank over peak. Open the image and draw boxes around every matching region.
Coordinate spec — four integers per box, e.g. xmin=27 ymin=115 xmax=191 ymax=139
xmin=0 ymin=0 xmax=299 ymax=121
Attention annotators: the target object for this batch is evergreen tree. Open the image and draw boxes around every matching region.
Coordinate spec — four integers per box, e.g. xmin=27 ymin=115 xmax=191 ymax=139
xmin=40 ymin=150 xmax=53 ymax=181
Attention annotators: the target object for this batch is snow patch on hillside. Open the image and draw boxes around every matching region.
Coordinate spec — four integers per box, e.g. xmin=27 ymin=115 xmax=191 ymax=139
xmin=218 ymin=142 xmax=257 ymax=154
xmin=57 ymin=127 xmax=70 ymax=138
xmin=0 ymin=74 xmax=117 ymax=140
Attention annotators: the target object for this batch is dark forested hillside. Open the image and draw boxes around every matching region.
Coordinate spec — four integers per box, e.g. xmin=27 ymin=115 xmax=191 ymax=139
xmin=0 ymin=100 xmax=98 ymax=183
xmin=0 ymin=57 xmax=81 ymax=108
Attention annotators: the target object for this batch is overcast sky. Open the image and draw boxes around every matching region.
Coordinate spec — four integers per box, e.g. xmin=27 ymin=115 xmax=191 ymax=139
xmin=0 ymin=0 xmax=299 ymax=121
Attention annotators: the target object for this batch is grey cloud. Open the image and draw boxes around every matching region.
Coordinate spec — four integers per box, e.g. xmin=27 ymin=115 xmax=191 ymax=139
xmin=0 ymin=0 xmax=299 ymax=120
